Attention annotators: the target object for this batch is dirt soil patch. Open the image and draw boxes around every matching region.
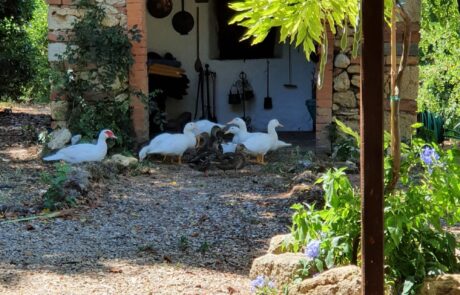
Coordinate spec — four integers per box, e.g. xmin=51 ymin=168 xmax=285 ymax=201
xmin=0 ymin=105 xmax=304 ymax=294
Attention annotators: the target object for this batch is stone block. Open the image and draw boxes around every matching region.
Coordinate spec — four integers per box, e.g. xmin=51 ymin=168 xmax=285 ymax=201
xmin=334 ymin=53 xmax=351 ymax=69
xmin=333 ymin=72 xmax=350 ymax=92
xmin=289 ymin=265 xmax=361 ymax=295
xmin=50 ymin=100 xmax=69 ymax=121
xmin=333 ymin=91 xmax=356 ymax=108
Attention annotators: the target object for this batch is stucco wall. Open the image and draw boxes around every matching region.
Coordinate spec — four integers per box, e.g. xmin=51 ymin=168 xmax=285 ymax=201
xmin=146 ymin=0 xmax=315 ymax=132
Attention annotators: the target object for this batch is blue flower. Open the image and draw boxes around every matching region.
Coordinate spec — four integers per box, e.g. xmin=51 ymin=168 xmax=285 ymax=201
xmin=251 ymin=275 xmax=265 ymax=292
xmin=420 ymin=146 xmax=439 ymax=166
xmin=305 ymin=240 xmax=321 ymax=259
xmin=267 ymin=280 xmax=276 ymax=289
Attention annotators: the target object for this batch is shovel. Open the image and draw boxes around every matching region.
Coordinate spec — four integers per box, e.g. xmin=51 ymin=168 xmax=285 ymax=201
xmin=264 ymin=60 xmax=273 ymax=110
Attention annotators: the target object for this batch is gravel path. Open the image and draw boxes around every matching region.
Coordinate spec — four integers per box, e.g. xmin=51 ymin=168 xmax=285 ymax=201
xmin=0 ymin=104 xmax=299 ymax=294
xmin=0 ymin=164 xmax=294 ymax=294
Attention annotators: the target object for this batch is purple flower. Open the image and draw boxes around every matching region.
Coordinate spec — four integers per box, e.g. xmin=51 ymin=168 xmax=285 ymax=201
xmin=267 ymin=281 xmax=276 ymax=289
xmin=251 ymin=275 xmax=265 ymax=292
xmin=420 ymin=146 xmax=439 ymax=166
xmin=305 ymin=240 xmax=321 ymax=259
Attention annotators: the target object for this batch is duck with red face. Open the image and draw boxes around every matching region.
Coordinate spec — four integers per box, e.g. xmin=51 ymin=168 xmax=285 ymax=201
xmin=43 ymin=129 xmax=117 ymax=164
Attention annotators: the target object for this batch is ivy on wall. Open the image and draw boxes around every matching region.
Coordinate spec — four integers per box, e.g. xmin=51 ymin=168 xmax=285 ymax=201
xmin=53 ymin=0 xmax=142 ymax=149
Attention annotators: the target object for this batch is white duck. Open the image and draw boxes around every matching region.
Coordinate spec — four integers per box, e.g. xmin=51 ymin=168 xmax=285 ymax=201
xmin=194 ymin=119 xmax=225 ymax=135
xmin=138 ymin=122 xmax=198 ymax=164
xmin=43 ymin=129 xmax=117 ymax=164
xmin=240 ymin=119 xmax=283 ymax=164
xmin=228 ymin=117 xmax=291 ymax=151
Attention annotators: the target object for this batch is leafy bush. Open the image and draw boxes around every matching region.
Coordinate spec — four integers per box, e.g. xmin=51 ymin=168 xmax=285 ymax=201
xmin=418 ymin=0 xmax=460 ymax=129
xmin=0 ymin=0 xmax=49 ymax=101
xmin=41 ymin=163 xmax=74 ymax=210
xmin=287 ymin=132 xmax=460 ymax=293
xmin=53 ymin=0 xmax=142 ymax=149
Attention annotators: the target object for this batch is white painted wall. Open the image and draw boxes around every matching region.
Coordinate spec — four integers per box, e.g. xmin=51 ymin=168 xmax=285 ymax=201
xmin=146 ymin=0 xmax=315 ymax=131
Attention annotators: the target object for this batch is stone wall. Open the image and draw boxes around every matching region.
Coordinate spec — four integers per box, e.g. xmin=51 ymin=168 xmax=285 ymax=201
xmin=46 ymin=0 xmax=149 ymax=142
xmin=332 ymin=23 xmax=420 ymax=139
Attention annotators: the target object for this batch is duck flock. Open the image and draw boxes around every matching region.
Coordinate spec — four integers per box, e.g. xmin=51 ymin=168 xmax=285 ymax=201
xmin=43 ymin=118 xmax=292 ymax=175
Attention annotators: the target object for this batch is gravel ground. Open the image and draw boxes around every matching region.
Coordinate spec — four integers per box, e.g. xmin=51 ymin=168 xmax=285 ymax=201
xmin=0 ymin=105 xmax=299 ymax=294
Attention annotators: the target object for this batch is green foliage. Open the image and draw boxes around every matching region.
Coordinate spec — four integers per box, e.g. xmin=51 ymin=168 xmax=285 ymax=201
xmin=418 ymin=0 xmax=460 ymax=129
xmin=330 ymin=120 xmax=360 ymax=163
xmin=0 ymin=0 xmax=49 ymax=101
xmin=229 ymin=0 xmax=393 ymax=87
xmin=25 ymin=0 xmax=51 ymax=102
xmin=41 ymin=163 xmax=74 ymax=210
xmin=287 ymin=138 xmax=460 ymax=294
xmin=54 ymin=0 xmax=142 ymax=149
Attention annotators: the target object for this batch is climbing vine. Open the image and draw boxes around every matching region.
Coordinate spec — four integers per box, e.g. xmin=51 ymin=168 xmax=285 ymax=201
xmin=53 ymin=0 xmax=142 ymax=149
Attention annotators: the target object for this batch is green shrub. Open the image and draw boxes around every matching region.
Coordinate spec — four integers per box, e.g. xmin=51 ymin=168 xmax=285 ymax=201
xmin=53 ymin=0 xmax=142 ymax=150
xmin=0 ymin=0 xmax=49 ymax=102
xmin=287 ymin=130 xmax=460 ymax=294
xmin=41 ymin=163 xmax=74 ymax=211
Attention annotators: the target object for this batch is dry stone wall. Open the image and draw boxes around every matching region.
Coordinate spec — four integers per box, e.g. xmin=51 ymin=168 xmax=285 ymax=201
xmin=331 ymin=22 xmax=420 ymax=139
xmin=47 ymin=0 xmax=128 ymax=128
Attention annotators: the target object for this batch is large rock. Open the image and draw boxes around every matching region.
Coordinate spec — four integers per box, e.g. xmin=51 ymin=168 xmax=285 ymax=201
xmin=47 ymin=128 xmax=72 ymax=150
xmin=267 ymin=234 xmax=294 ymax=254
xmin=250 ymin=253 xmax=305 ymax=286
xmin=289 ymin=265 xmax=361 ymax=295
xmin=64 ymin=167 xmax=91 ymax=194
xmin=334 ymin=53 xmax=351 ymax=69
xmin=333 ymin=72 xmax=351 ymax=92
xmin=333 ymin=90 xmax=356 ymax=108
xmin=419 ymin=274 xmax=460 ymax=295
xmin=108 ymin=154 xmax=138 ymax=168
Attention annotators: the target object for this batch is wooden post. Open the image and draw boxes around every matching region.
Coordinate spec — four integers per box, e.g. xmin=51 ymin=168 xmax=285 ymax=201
xmin=360 ymin=0 xmax=384 ymax=294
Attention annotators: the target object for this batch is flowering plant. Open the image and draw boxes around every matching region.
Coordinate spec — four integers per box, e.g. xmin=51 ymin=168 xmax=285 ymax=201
xmin=287 ymin=133 xmax=460 ymax=294
xmin=250 ymin=275 xmax=276 ymax=294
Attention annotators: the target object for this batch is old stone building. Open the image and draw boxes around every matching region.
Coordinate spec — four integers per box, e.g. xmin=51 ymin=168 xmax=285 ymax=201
xmin=47 ymin=0 xmax=421 ymax=151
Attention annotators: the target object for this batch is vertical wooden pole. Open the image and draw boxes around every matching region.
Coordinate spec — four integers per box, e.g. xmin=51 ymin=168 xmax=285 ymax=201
xmin=360 ymin=0 xmax=384 ymax=294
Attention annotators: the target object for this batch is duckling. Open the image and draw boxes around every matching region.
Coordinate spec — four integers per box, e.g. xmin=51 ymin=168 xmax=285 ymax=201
xmin=215 ymin=144 xmax=247 ymax=173
xmin=210 ymin=125 xmax=224 ymax=144
xmin=188 ymin=140 xmax=222 ymax=176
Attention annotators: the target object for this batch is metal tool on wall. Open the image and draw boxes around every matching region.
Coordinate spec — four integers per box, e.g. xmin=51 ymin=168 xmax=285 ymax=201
xmin=194 ymin=7 xmax=202 ymax=72
xmin=194 ymin=64 xmax=217 ymax=121
xmin=147 ymin=0 xmax=173 ymax=18
xmin=264 ymin=60 xmax=273 ymax=110
xmin=172 ymin=0 xmax=194 ymax=35
xmin=284 ymin=44 xmax=298 ymax=89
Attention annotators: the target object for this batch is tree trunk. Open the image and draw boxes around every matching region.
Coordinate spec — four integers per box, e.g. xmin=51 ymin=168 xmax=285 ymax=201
xmin=386 ymin=4 xmax=412 ymax=193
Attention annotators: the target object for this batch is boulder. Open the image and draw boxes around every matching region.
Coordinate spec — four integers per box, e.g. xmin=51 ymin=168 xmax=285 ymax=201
xmin=267 ymin=234 xmax=294 ymax=254
xmin=334 ymin=53 xmax=351 ymax=69
xmin=333 ymin=72 xmax=351 ymax=92
xmin=250 ymin=253 xmax=306 ymax=286
xmin=109 ymin=154 xmax=138 ymax=168
xmin=419 ymin=274 xmax=460 ymax=295
xmin=289 ymin=265 xmax=361 ymax=295
xmin=64 ymin=167 xmax=91 ymax=194
xmin=292 ymin=170 xmax=317 ymax=185
xmin=47 ymin=128 xmax=72 ymax=150
xmin=289 ymin=184 xmax=324 ymax=208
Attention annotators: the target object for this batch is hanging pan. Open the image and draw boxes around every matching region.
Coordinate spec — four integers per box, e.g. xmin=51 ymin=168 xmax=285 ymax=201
xmin=172 ymin=0 xmax=194 ymax=35
xmin=147 ymin=0 xmax=173 ymax=19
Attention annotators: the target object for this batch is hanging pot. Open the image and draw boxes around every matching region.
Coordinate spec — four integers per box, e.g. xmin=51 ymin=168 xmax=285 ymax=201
xmin=228 ymin=84 xmax=241 ymax=105
xmin=146 ymin=0 xmax=173 ymax=19
xmin=172 ymin=0 xmax=194 ymax=35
